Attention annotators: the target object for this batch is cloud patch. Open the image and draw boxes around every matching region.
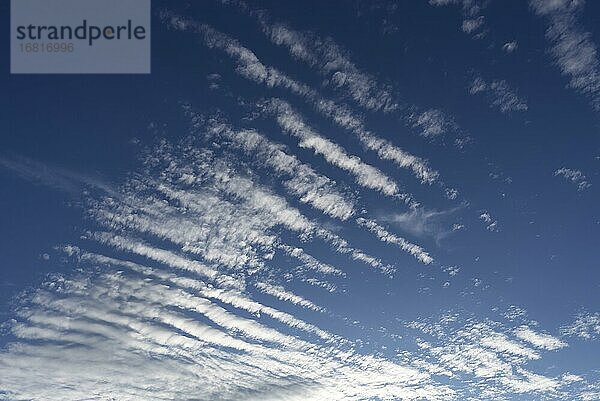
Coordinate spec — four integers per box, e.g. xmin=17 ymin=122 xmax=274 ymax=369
xmin=469 ymin=76 xmax=528 ymax=113
xmin=554 ymin=167 xmax=592 ymax=191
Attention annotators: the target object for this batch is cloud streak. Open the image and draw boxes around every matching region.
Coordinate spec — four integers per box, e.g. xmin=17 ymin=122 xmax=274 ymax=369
xmin=160 ymin=12 xmax=443 ymax=188
xmin=531 ymin=0 xmax=600 ymax=110
xmin=469 ymin=75 xmax=528 ymax=113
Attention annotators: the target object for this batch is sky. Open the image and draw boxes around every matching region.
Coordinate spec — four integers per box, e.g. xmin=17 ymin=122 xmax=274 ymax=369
xmin=1 ymin=0 xmax=599 ymax=400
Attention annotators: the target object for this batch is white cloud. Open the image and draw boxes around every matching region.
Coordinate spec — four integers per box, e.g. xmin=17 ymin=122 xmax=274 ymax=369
xmin=0 ymin=247 xmax=456 ymax=401
xmin=408 ymin=109 xmax=457 ymax=139
xmin=383 ymin=206 xmax=464 ymax=242
xmin=263 ymin=22 xmax=399 ymax=113
xmin=263 ymin=98 xmax=408 ymax=200
xmin=1 ymin=134 xmax=460 ymax=400
xmin=531 ymin=0 xmax=600 ymax=110
xmin=189 ymin=109 xmax=356 ymax=220
xmin=161 ymin=13 xmax=445 ymax=186
xmin=554 ymin=167 xmax=592 ymax=191
xmin=479 ymin=211 xmax=499 ymax=232
xmin=562 ymin=312 xmax=600 ymax=340
xmin=81 ymin=252 xmax=330 ymax=338
xmin=255 ymin=281 xmax=323 ymax=311
xmin=469 ymin=76 xmax=528 ymax=113
xmin=257 ymin=18 xmax=467 ymax=145
xmin=356 ymin=217 xmax=434 ymax=265
xmin=502 ymin=41 xmax=518 ymax=53
xmin=515 ymin=326 xmax=568 ymax=350
xmin=462 ymin=16 xmax=484 ymax=34
xmin=409 ymin=316 xmax=568 ymax=398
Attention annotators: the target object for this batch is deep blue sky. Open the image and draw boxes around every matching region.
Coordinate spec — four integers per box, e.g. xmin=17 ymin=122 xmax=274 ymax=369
xmin=1 ymin=1 xmax=599 ymax=400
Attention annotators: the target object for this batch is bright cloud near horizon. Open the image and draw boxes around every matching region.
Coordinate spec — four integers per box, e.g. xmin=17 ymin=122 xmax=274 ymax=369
xmin=1 ymin=1 xmax=599 ymax=400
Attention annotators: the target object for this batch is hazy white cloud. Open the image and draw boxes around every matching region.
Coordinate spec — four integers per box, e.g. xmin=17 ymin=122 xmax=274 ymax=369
xmin=408 ymin=109 xmax=457 ymax=139
xmin=0 ymin=155 xmax=117 ymax=197
xmin=469 ymin=76 xmax=528 ymax=113
xmin=531 ymin=0 xmax=600 ymax=110
xmin=462 ymin=16 xmax=484 ymax=34
xmin=383 ymin=206 xmax=464 ymax=242
xmin=502 ymin=41 xmax=519 ymax=53
xmin=554 ymin=167 xmax=592 ymax=191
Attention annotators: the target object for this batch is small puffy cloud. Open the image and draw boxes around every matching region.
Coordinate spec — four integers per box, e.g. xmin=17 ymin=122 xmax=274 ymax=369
xmin=502 ymin=41 xmax=518 ymax=53
xmin=479 ymin=211 xmax=499 ymax=232
xmin=442 ymin=265 xmax=461 ymax=276
xmin=452 ymin=223 xmax=464 ymax=231
xmin=554 ymin=167 xmax=591 ymax=191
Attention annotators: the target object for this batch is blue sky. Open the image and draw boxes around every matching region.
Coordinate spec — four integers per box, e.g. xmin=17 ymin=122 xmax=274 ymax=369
xmin=1 ymin=0 xmax=599 ymax=400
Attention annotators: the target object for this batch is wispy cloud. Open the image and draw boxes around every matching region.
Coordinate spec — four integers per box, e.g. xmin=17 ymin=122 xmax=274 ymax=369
xmin=255 ymin=281 xmax=323 ymax=311
xmin=408 ymin=109 xmax=458 ymax=139
xmin=259 ymin=19 xmax=399 ymax=113
xmin=160 ymin=12 xmax=444 ymax=188
xmin=356 ymin=217 xmax=434 ymax=265
xmin=531 ymin=0 xmax=600 ymax=110
xmin=256 ymin=15 xmax=466 ymax=143
xmin=462 ymin=16 xmax=485 ymax=34
xmin=262 ymin=98 xmax=410 ymax=202
xmin=469 ymin=75 xmax=528 ymax=113
xmin=187 ymin=107 xmax=357 ymax=220
xmin=0 ymin=155 xmax=116 ymax=197
xmin=3 ymin=252 xmax=452 ymax=400
xmin=381 ymin=206 xmax=464 ymax=243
